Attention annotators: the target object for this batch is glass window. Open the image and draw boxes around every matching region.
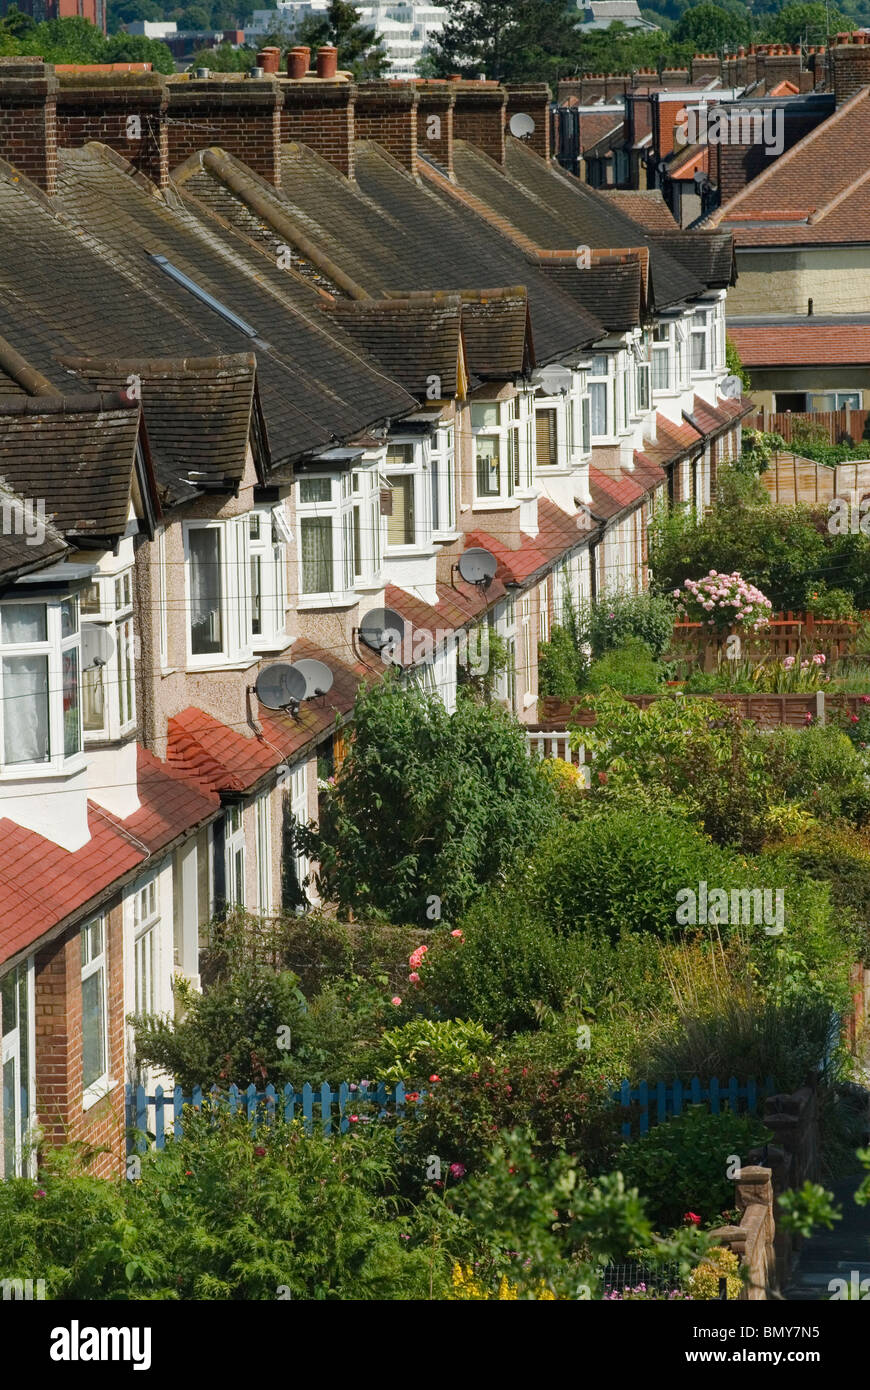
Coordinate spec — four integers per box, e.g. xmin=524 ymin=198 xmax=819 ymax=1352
xmin=471 ymin=403 xmax=499 ymax=430
xmin=590 ymin=382 xmax=608 ymax=437
xmin=81 ymin=918 xmax=107 ymax=1093
xmin=387 ymin=476 xmax=415 ymax=546
xmin=63 ymin=648 xmax=80 ymax=757
xmin=300 ymin=516 xmax=333 ymax=593
xmin=536 ymin=408 xmax=558 ymax=467
xmin=188 ymin=528 xmax=223 ymax=656
xmin=475 ymin=436 xmax=501 ymax=497
xmin=1 ymin=604 xmax=46 ymax=645
xmin=299 ymin=477 xmax=332 ymax=504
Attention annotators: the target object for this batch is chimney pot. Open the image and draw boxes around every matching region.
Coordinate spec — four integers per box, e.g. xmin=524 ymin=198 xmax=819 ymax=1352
xmin=317 ymin=46 xmax=339 ymax=80
xmin=287 ymin=46 xmax=310 ymax=79
xmin=257 ymin=48 xmax=281 ymax=74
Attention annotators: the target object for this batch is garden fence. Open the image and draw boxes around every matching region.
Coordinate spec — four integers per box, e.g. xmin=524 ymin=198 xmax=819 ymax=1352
xmin=127 ymin=1074 xmax=776 ymax=1152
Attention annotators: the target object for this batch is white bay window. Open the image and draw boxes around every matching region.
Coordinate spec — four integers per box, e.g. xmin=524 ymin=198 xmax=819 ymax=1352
xmin=0 ymin=596 xmax=82 ymax=774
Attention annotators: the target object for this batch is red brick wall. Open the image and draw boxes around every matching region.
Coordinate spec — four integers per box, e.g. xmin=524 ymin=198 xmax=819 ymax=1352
xmin=452 ymin=83 xmax=506 ymax=165
xmin=35 ymin=903 xmax=126 ymax=1178
xmin=416 ymin=84 xmax=454 ymax=175
xmin=57 ymin=78 xmax=169 ymax=187
xmin=0 ymin=58 xmax=58 ymax=195
xmin=279 ymin=79 xmax=355 ymax=177
xmin=355 ymin=83 xmax=418 ymax=173
xmin=166 ymin=77 xmax=284 ymax=186
xmin=505 ymin=84 xmax=551 ymax=160
xmin=831 ymin=40 xmax=870 ymax=104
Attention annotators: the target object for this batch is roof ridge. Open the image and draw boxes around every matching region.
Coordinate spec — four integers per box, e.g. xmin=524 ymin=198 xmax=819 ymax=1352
xmin=713 ymin=86 xmax=870 ymax=222
xmin=809 ymin=159 xmax=870 ymax=223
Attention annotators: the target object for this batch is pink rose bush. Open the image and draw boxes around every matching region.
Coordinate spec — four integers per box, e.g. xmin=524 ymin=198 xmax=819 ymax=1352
xmin=674 ymin=571 xmax=772 ymax=631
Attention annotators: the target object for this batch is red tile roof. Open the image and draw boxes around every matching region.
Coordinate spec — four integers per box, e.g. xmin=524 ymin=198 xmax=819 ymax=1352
xmin=0 ymin=748 xmax=219 ymax=965
xmin=728 ymin=323 xmax=870 ymax=366
xmin=712 ymin=87 xmax=870 ymax=245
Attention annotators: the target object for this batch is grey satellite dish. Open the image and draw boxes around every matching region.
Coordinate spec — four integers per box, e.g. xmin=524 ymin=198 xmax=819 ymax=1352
xmin=537 ymin=363 xmax=574 ymax=395
xmin=81 ymin=625 xmax=115 ymax=670
xmin=291 ymin=658 xmax=334 ymax=699
xmin=255 ymin=662 xmax=306 ymax=710
xmin=458 ymin=547 xmax=497 ymax=589
xmin=719 ymin=375 xmax=743 ymax=400
xmin=358 ymin=606 xmax=406 ymax=654
xmin=509 ymin=112 xmax=535 ymax=139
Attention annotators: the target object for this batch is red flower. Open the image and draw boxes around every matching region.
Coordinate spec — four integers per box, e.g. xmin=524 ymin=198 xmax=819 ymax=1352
xmin=684 ymin=1211 xmax=701 ymax=1225
xmin=597 ymin=772 xmax=608 ymax=785
xmin=429 ymin=1074 xmax=440 ymax=1083
xmin=254 ymin=1147 xmax=266 ymax=1157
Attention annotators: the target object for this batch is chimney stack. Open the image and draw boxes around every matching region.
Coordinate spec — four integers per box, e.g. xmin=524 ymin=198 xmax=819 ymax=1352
xmin=451 ymin=80 xmax=507 ymax=165
xmin=416 ymin=80 xmax=455 ymax=176
xmin=279 ymin=77 xmax=356 ymax=178
xmin=504 ymin=83 xmax=551 ymax=159
xmin=0 ymin=57 xmax=58 ymax=196
xmin=56 ymin=71 xmax=169 ymax=188
xmin=355 ymin=81 xmax=419 ymax=174
xmin=831 ymin=32 xmax=870 ymax=103
xmin=166 ymin=73 xmax=284 ymax=186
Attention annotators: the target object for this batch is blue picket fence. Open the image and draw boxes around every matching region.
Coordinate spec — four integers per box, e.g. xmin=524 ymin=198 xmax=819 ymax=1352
xmin=613 ymin=1075 xmax=776 ymax=1140
xmin=126 ymin=1081 xmax=419 ymax=1152
xmin=127 ymin=1072 xmax=777 ymax=1153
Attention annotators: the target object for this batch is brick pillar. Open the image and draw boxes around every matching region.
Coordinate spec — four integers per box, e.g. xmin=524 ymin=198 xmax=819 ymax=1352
xmin=831 ymin=35 xmax=870 ymax=104
xmin=0 ymin=57 xmax=58 ymax=196
xmin=504 ymin=83 xmax=551 ymax=159
xmin=166 ymin=74 xmax=284 ymax=186
xmin=452 ymin=81 xmax=506 ymax=165
xmin=760 ymin=48 xmax=803 ymax=90
xmin=416 ymin=81 xmax=455 ymax=176
xmin=354 ymin=81 xmax=418 ymax=174
xmin=57 ymin=72 xmax=169 ymax=188
xmin=278 ymin=77 xmax=356 ymax=178
xmin=34 ymin=905 xmax=126 ymax=1178
xmin=690 ymin=54 xmax=721 ymax=84
xmin=661 ymin=67 xmax=690 ymax=87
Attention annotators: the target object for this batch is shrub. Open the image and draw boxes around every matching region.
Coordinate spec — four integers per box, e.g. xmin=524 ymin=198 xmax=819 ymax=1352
xmin=538 ymin=624 xmax=587 ymax=697
xmin=687 ymin=1246 xmax=743 ymax=1300
xmin=764 ymin=723 xmax=870 ymax=828
xmin=371 ymin=1018 xmax=494 ymax=1084
xmin=586 ymin=638 xmax=664 ymax=695
xmin=585 ymin=591 xmax=676 ymax=660
xmin=616 ymin=1107 xmax=771 ymax=1230
xmin=765 ymin=823 xmax=870 ymax=963
xmin=673 ymin=571 xmax=772 ymax=632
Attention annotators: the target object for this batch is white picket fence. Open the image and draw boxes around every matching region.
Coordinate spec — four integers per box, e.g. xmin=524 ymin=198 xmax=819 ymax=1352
xmin=525 ymin=729 xmax=591 ymax=786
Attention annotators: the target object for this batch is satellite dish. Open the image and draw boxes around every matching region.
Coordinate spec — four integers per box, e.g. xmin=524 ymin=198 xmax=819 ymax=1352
xmin=509 ymin=112 xmax=535 ymax=139
xmin=458 ymin=547 xmax=497 ymax=589
xmin=719 ymin=375 xmax=743 ymax=399
xmin=291 ymin=658 xmax=334 ymax=699
xmin=81 ymin=625 xmax=115 ymax=671
xmin=537 ymin=363 xmax=574 ymax=395
xmin=255 ymin=662 xmax=306 ymax=710
xmin=358 ymin=607 xmax=406 ymax=654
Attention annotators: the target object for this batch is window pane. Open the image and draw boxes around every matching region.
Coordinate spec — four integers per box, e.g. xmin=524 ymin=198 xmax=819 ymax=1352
xmin=536 ymin=410 xmax=558 ymax=467
xmin=2 ymin=655 xmax=49 ymax=764
xmin=299 ymin=477 xmax=332 ymax=504
xmin=1 ymin=604 xmax=46 ymax=645
xmin=2 ymin=1056 xmax=15 ymax=1178
xmin=387 ymin=477 xmax=415 ymax=546
xmin=353 ymin=506 xmax=363 ymax=577
xmin=1 ymin=970 xmax=16 ymax=1036
xmin=582 ymin=397 xmax=591 ymax=452
xmin=591 ymin=355 xmax=609 ymax=375
xmin=430 ymin=455 xmax=440 ymax=532
xmin=386 ymin=444 xmax=415 ymax=467
xmin=692 ymin=333 xmax=707 ymax=371
xmin=471 ymin=403 xmax=499 ymax=430
xmin=118 ymin=618 xmax=135 ymax=726
xmin=82 ymin=968 xmax=106 ymax=1089
xmin=82 ymin=663 xmax=106 ymax=732
xmin=250 ymin=555 xmax=262 ymax=636
xmin=475 ymin=437 xmax=501 ymax=497
xmin=249 ymin=514 xmax=261 ymax=540
xmin=61 ymin=599 xmax=78 ymax=638
xmin=189 ymin=529 xmax=223 ymax=656
xmin=63 ymin=647 xmax=80 ymax=757
xmin=590 ymin=383 xmax=608 ymax=436
xmin=300 ymin=517 xmax=333 ymax=593
xmin=652 ymin=348 xmax=669 ymax=391
xmin=81 ymin=583 xmax=101 ymax=615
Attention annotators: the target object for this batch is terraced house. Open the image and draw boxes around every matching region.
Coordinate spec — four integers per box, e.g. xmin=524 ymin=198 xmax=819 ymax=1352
xmin=0 ymin=55 xmax=749 ymax=1177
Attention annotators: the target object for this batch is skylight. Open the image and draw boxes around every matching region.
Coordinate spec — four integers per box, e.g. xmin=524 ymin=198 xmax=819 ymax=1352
xmin=148 ymin=254 xmax=260 ymax=339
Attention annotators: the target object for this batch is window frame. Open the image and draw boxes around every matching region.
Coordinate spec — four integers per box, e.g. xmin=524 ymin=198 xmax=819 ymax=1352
xmin=430 ymin=424 xmax=457 ymax=538
xmin=81 ymin=572 xmax=136 ymax=741
xmin=588 ymin=355 xmax=615 ymax=441
xmin=0 ymin=594 xmax=83 ymax=778
xmin=471 ymin=397 xmax=532 ymax=505
xmin=224 ymin=804 xmax=246 ymax=908
xmin=81 ymin=915 xmax=110 ymax=1108
xmin=1 ymin=957 xmax=35 ymax=1179
xmin=255 ymin=791 xmax=272 ymax=914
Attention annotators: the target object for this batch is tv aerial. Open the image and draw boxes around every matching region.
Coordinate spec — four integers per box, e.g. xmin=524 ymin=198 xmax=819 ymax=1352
xmin=356 ymin=607 xmax=406 ymax=665
xmin=454 ymin=546 xmax=497 ymax=594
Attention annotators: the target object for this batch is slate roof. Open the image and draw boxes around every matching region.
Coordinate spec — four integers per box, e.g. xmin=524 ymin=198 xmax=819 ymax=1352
xmin=728 ymin=321 xmax=870 ymax=366
xmin=537 ymin=258 xmax=643 ymax=332
xmin=0 ymin=392 xmax=142 ymax=539
xmin=57 ymin=355 xmax=259 ymax=504
xmin=0 ymin=746 xmax=219 ymax=964
xmin=0 ymin=145 xmax=417 ymax=486
xmin=599 ymin=189 xmax=679 ymax=230
xmin=175 ymin=139 xmax=605 ymax=365
xmin=0 ymin=481 xmax=68 ymax=585
xmin=501 ymin=137 xmax=709 ymax=309
xmin=323 ymin=296 xmax=463 ymax=400
xmin=711 ymin=87 xmax=870 ymax=246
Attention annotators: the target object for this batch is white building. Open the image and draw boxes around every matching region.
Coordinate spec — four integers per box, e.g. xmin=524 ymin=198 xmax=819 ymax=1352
xmin=246 ymin=1 xmax=448 ymax=77
xmin=123 ymin=20 xmax=179 ymax=38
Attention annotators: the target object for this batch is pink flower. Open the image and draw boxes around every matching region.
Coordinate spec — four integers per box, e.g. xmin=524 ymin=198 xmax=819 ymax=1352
xmin=391 ymin=995 xmax=402 ymax=1006
xmin=451 ymin=929 xmax=463 ymax=940
xmin=449 ymin=1162 xmax=467 ymax=1179
xmin=349 ymin=1115 xmax=359 ymax=1123
xmin=813 ymin=653 xmax=826 ymax=665
xmin=408 ymin=945 xmax=428 ymax=970
xmin=409 ymin=971 xmax=420 ymax=984
xmin=33 ymin=1189 xmax=46 ymax=1199
xmin=783 ymin=656 xmax=795 ymax=669
xmin=429 ymin=1074 xmax=440 ymax=1083
xmin=684 ymin=1211 xmax=701 ymax=1225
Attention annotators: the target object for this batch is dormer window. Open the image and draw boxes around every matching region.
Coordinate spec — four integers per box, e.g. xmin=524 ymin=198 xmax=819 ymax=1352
xmin=184 ymin=511 xmax=289 ymax=662
xmin=472 ymin=398 xmax=532 ymax=504
xmin=0 ymin=596 xmax=82 ymax=775
xmin=651 ymin=324 xmax=671 ymax=393
xmin=588 ymin=356 xmax=614 ymax=440
xmin=82 ymin=570 xmax=135 ymax=740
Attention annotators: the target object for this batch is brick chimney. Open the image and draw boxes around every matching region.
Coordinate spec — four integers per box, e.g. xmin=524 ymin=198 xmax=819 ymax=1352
xmin=279 ymin=77 xmax=356 ymax=177
xmin=504 ymin=83 xmax=551 ymax=159
xmin=355 ymin=81 xmax=418 ymax=174
xmin=604 ymin=74 xmax=629 ymax=100
xmin=831 ymin=33 xmax=870 ymax=104
xmin=452 ymin=80 xmax=506 ymax=165
xmin=660 ymin=66 xmax=690 ymax=87
xmin=416 ymin=80 xmax=455 ymax=176
xmin=166 ymin=73 xmax=284 ymax=186
xmin=758 ymin=45 xmax=803 ymax=90
xmin=0 ymin=57 xmax=58 ymax=196
xmin=689 ymin=53 xmax=721 ymax=84
xmin=57 ymin=71 xmax=169 ymax=188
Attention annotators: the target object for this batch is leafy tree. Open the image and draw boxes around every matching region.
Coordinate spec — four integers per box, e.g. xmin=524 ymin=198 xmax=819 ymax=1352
xmin=430 ymin=0 xmax=584 ymax=82
xmin=189 ymin=39 xmax=255 ymax=69
xmin=295 ymin=0 xmax=389 ymax=79
xmin=102 ymin=31 xmax=176 ymax=69
xmin=308 ymin=676 xmax=557 ymax=924
xmin=761 ymin=1 xmax=847 ymax=44
xmin=1 ymin=4 xmax=36 ymax=39
xmin=672 ymin=1 xmax=752 ymax=48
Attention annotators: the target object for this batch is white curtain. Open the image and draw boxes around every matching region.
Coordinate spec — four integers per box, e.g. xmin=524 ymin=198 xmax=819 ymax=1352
xmin=2 ymin=656 xmax=49 ymax=764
